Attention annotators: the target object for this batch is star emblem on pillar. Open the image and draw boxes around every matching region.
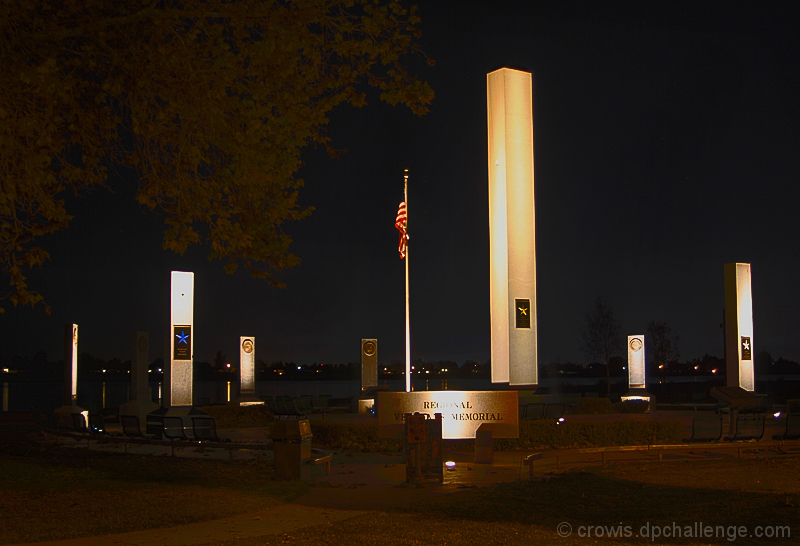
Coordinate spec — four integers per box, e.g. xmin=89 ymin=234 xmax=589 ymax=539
xmin=743 ymin=339 xmax=750 ymax=351
xmin=518 ymin=306 xmax=528 ymax=316
xmin=176 ymin=330 xmax=190 ymax=344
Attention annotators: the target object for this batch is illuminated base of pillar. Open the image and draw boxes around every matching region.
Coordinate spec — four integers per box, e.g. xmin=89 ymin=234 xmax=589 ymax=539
xmin=53 ymin=404 xmax=87 ymax=428
xmin=357 ymin=398 xmax=375 ymax=414
xmin=233 ymin=396 xmax=264 ymax=407
xmin=621 ymin=390 xmax=654 ymax=411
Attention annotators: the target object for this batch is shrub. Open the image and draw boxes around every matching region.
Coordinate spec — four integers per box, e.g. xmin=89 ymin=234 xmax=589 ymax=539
xmin=309 ymin=421 xmax=402 ymax=452
xmin=612 ymin=400 xmax=650 ymax=414
xmin=198 ymin=404 xmax=274 ymax=428
xmin=495 ymin=419 xmax=684 ymax=450
xmin=307 ymin=419 xmax=684 ymax=452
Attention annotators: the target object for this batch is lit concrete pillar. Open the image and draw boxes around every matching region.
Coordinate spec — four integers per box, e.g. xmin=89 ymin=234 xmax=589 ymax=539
xmin=487 ymin=67 xmax=538 ymax=386
xmin=627 ymin=335 xmax=646 ymax=390
xmin=63 ymin=323 xmax=78 ymax=405
xmin=724 ymin=263 xmax=754 ymax=391
xmin=361 ymin=339 xmax=378 ymax=390
xmin=236 ymin=336 xmax=262 ymax=405
xmin=168 ymin=271 xmax=194 ymax=406
xmin=54 ymin=323 xmax=85 ymax=426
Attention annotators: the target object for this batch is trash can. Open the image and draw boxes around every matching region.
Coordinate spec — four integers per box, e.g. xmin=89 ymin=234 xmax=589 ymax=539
xmin=273 ymin=419 xmax=313 ymax=480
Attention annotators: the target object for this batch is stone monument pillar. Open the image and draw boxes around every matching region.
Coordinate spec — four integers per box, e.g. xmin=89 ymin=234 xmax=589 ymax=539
xmin=119 ymin=332 xmax=160 ymax=422
xmin=724 ymin=263 xmax=754 ymax=391
xmin=621 ymin=334 xmax=653 ymax=409
xmin=167 ymin=271 xmax=194 ymax=407
xmin=487 ymin=67 xmax=538 ymax=386
xmin=361 ymin=339 xmax=378 ymax=390
xmin=235 ymin=336 xmax=262 ymax=405
xmin=54 ymin=323 xmax=86 ymax=426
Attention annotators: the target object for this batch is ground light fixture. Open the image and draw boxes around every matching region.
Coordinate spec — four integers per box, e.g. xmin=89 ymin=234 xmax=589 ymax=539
xmin=445 ymin=461 xmax=456 ymax=470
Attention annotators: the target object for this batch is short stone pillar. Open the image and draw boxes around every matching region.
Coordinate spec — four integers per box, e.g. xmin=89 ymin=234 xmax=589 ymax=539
xmin=475 ymin=424 xmax=494 ymax=464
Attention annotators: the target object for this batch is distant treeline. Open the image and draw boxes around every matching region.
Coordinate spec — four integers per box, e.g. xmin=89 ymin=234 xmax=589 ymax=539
xmin=3 ymin=351 xmax=799 ymax=382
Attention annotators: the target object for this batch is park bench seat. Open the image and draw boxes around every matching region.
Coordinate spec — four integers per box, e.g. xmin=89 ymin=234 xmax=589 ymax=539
xmin=724 ymin=414 xmax=765 ymax=442
xmin=71 ymin=412 xmax=89 ymax=434
xmin=162 ymin=416 xmax=190 ymax=441
xmin=521 ymin=403 xmax=546 ymax=420
xmin=121 ymin=415 xmax=159 ymax=439
xmin=772 ymin=413 xmax=800 ymax=441
xmin=192 ymin=416 xmax=229 ymax=443
xmin=684 ymin=415 xmax=723 ymax=442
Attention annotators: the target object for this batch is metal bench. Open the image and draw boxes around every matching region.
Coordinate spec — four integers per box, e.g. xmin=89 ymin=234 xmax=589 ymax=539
xmin=71 ymin=412 xmax=89 ymax=434
xmin=192 ymin=416 xmax=230 ymax=443
xmin=684 ymin=415 xmax=723 ymax=442
xmin=724 ymin=414 xmax=765 ymax=442
xmin=772 ymin=413 xmax=800 ymax=441
xmin=521 ymin=403 xmax=546 ymax=420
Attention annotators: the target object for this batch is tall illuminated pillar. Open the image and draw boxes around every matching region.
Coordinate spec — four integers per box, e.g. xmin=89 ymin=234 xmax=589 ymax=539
xmin=237 ymin=336 xmax=261 ymax=405
xmin=63 ymin=323 xmax=78 ymax=405
xmin=54 ymin=323 xmax=85 ymax=425
xmin=168 ymin=271 xmax=194 ymax=406
xmin=487 ymin=67 xmax=538 ymax=386
xmin=724 ymin=263 xmax=754 ymax=391
xmin=627 ymin=335 xmax=646 ymax=390
xmin=621 ymin=334 xmax=652 ymax=409
xmin=361 ymin=339 xmax=378 ymax=390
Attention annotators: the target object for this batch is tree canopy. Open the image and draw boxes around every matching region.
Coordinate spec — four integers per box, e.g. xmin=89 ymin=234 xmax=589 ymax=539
xmin=0 ymin=0 xmax=434 ymax=313
xmin=580 ymin=296 xmax=622 ymax=394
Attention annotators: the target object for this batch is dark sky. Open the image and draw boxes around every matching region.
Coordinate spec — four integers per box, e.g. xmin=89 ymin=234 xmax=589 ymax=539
xmin=3 ymin=1 xmax=800 ymax=368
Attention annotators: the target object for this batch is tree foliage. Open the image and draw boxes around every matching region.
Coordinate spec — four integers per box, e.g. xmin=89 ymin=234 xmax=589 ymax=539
xmin=580 ymin=297 xmax=622 ymax=394
xmin=646 ymin=319 xmax=680 ymax=371
xmin=0 ymin=0 xmax=434 ymax=313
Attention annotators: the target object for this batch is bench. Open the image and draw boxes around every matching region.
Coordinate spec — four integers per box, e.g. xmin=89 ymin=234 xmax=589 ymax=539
xmin=162 ymin=416 xmax=190 ymax=441
xmin=521 ymin=403 xmax=546 ymax=420
xmin=724 ymin=414 xmax=765 ymax=442
xmin=684 ymin=415 xmax=723 ymax=442
xmin=772 ymin=413 xmax=800 ymax=441
xmin=545 ymin=403 xmax=566 ymax=419
xmin=120 ymin=415 xmax=157 ymax=439
xmin=192 ymin=416 xmax=230 ymax=443
xmin=71 ymin=412 xmax=89 ymax=434
xmin=306 ymin=448 xmax=333 ymax=477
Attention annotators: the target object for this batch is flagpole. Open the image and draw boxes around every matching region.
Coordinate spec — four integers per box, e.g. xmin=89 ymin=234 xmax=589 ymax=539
xmin=404 ymin=169 xmax=411 ymax=392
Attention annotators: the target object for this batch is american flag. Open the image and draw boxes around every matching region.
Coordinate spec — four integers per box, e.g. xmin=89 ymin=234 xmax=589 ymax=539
xmin=395 ymin=201 xmax=407 ymax=259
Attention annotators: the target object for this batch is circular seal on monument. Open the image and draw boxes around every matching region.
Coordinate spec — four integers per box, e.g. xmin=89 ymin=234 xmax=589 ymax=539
xmin=363 ymin=340 xmax=376 ymax=357
xmin=242 ymin=339 xmax=254 ymax=354
xmin=629 ymin=338 xmax=643 ymax=352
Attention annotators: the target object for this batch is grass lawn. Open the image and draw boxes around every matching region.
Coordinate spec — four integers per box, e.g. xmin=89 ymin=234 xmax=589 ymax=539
xmin=2 ymin=431 xmax=799 ymax=545
xmin=211 ymin=457 xmax=800 ymax=546
xmin=0 ymin=439 xmax=307 ymax=544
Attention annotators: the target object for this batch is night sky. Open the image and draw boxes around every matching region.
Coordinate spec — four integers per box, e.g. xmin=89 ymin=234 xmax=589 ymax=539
xmin=3 ymin=2 xmax=799 ymax=369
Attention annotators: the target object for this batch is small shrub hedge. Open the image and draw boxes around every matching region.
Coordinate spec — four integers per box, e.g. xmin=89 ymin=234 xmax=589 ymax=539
xmin=308 ymin=419 xmax=684 ymax=452
xmin=198 ymin=404 xmax=274 ymax=428
xmin=309 ymin=421 xmax=402 ymax=452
